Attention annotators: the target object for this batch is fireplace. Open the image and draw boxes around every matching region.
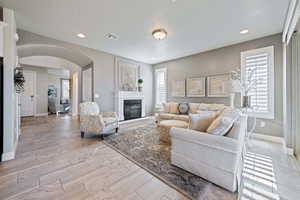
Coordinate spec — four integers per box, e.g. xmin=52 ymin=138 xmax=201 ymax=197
xmin=124 ymin=99 xmax=142 ymax=120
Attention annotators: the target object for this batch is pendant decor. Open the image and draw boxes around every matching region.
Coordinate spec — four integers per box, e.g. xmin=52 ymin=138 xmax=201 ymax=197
xmin=14 ymin=67 xmax=25 ymax=93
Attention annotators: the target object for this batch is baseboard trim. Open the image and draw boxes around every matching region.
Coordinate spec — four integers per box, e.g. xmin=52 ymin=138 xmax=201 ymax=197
xmin=252 ymin=133 xmax=284 ymax=144
xmin=34 ymin=113 xmax=48 ymax=117
xmin=283 ymin=140 xmax=294 ymax=155
xmin=1 ymin=151 xmax=15 ymax=161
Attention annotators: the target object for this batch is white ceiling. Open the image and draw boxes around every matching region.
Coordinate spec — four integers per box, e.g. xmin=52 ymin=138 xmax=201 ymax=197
xmin=1 ymin=0 xmax=290 ymax=64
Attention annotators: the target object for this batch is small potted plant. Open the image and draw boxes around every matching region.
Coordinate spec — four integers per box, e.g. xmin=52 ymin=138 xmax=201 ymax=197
xmin=138 ymin=78 xmax=143 ymax=92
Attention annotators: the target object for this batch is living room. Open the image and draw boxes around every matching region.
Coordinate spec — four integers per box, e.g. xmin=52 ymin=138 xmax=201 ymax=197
xmin=0 ymin=0 xmax=300 ymax=200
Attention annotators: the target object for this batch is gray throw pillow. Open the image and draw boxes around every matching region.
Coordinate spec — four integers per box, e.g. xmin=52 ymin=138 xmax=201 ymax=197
xmin=178 ymin=103 xmax=189 ymax=114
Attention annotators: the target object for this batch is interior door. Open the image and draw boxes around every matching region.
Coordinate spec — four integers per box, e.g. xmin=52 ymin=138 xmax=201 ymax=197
xmin=21 ymin=70 xmax=35 ymax=117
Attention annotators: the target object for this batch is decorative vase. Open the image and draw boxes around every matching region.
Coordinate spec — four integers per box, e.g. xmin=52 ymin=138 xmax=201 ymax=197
xmin=138 ymin=86 xmax=143 ymax=92
xmin=242 ymin=96 xmax=251 ymax=108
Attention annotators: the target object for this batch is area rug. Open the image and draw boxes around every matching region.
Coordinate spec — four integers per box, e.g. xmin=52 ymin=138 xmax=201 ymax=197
xmin=104 ymin=120 xmax=237 ymax=200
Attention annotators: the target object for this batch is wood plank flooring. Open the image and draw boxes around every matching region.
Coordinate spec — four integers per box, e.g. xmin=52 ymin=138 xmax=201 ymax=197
xmin=0 ymin=115 xmax=187 ymax=200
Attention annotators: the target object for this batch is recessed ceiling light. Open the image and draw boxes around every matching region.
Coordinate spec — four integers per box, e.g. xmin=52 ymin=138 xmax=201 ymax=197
xmin=77 ymin=33 xmax=86 ymax=38
xmin=240 ymin=29 xmax=249 ymax=34
xmin=152 ymin=29 xmax=167 ymax=40
xmin=105 ymin=33 xmax=118 ymax=40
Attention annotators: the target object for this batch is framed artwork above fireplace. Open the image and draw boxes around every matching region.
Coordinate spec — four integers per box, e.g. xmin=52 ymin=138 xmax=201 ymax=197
xmin=117 ymin=59 xmax=140 ymax=92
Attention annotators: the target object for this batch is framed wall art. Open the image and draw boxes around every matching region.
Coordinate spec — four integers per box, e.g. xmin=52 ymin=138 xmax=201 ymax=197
xmin=186 ymin=77 xmax=206 ymax=97
xmin=171 ymin=80 xmax=186 ymax=97
xmin=207 ymin=74 xmax=230 ymax=97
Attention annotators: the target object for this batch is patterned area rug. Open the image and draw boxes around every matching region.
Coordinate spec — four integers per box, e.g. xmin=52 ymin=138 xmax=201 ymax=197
xmin=104 ymin=120 xmax=237 ymax=200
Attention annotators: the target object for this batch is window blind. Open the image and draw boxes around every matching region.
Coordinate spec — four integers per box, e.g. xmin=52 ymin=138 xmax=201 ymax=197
xmin=155 ymin=68 xmax=167 ymax=107
xmin=245 ymin=53 xmax=269 ymax=113
xmin=241 ymin=46 xmax=274 ymax=119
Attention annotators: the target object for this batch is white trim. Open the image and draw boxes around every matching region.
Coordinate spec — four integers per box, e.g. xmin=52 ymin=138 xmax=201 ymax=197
xmin=241 ymin=46 xmax=275 ymax=120
xmin=283 ymin=140 xmax=295 ymax=155
xmin=34 ymin=113 xmax=48 ymax=117
xmin=1 ymin=151 xmax=15 ymax=161
xmin=282 ymin=0 xmax=298 ymax=43
xmin=252 ymin=133 xmax=284 ymax=144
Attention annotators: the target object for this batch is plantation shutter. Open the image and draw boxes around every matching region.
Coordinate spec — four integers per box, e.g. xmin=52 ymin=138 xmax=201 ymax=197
xmin=241 ymin=46 xmax=274 ymax=119
xmin=156 ymin=68 xmax=167 ymax=107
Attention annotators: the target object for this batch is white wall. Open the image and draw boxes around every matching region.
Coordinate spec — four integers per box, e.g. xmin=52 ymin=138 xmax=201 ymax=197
xmin=2 ymin=8 xmax=17 ymax=161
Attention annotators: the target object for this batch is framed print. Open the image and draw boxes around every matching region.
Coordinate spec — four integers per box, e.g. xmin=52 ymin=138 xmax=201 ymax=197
xmin=207 ymin=74 xmax=230 ymax=97
xmin=118 ymin=60 xmax=139 ymax=92
xmin=187 ymin=77 xmax=206 ymax=97
xmin=171 ymin=80 xmax=186 ymax=97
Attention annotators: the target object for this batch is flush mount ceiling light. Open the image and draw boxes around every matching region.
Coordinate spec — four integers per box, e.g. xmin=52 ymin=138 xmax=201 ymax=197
xmin=240 ymin=29 xmax=249 ymax=34
xmin=152 ymin=29 xmax=167 ymax=40
xmin=105 ymin=33 xmax=118 ymax=40
xmin=77 ymin=33 xmax=86 ymax=38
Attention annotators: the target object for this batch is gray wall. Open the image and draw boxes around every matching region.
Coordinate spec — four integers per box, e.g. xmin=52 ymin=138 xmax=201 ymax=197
xmin=154 ymin=34 xmax=283 ymax=137
xmin=17 ymin=30 xmax=154 ymax=116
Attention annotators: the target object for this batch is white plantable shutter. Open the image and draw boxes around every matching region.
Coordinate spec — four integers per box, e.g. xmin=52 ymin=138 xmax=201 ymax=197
xmin=241 ymin=46 xmax=275 ymax=119
xmin=155 ymin=68 xmax=167 ymax=107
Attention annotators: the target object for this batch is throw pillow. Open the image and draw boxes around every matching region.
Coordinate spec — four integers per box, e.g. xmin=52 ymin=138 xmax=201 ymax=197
xmin=207 ymin=111 xmax=240 ymax=136
xmin=169 ymin=102 xmax=180 ymax=114
xmin=189 ymin=103 xmax=201 ymax=114
xmin=162 ymin=102 xmax=170 ymax=113
xmin=178 ymin=103 xmax=189 ymax=114
xmin=189 ymin=111 xmax=218 ymax=132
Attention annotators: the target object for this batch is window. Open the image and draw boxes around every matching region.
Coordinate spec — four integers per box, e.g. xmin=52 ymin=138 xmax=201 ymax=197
xmin=61 ymin=79 xmax=70 ymax=104
xmin=241 ymin=46 xmax=275 ymax=119
xmin=155 ymin=68 xmax=167 ymax=108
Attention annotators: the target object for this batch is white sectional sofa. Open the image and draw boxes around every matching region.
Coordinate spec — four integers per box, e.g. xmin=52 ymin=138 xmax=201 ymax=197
xmin=170 ymin=115 xmax=247 ymax=192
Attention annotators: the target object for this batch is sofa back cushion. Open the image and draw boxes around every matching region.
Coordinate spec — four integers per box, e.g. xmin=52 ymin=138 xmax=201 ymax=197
xmin=169 ymin=102 xmax=180 ymax=114
xmin=189 ymin=111 xmax=218 ymax=132
xmin=189 ymin=103 xmax=201 ymax=114
xmin=162 ymin=102 xmax=171 ymax=113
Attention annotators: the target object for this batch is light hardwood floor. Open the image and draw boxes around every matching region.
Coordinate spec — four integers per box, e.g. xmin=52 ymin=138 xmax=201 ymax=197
xmin=0 ymin=115 xmax=187 ymax=200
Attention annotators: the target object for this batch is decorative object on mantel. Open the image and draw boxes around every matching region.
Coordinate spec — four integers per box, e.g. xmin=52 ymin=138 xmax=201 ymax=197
xmin=118 ymin=60 xmax=139 ymax=92
xmin=171 ymin=80 xmax=186 ymax=97
xmin=138 ymin=78 xmax=143 ymax=92
xmin=186 ymin=77 xmax=206 ymax=97
xmin=207 ymin=73 xmax=230 ymax=97
xmin=14 ymin=67 xmax=25 ymax=93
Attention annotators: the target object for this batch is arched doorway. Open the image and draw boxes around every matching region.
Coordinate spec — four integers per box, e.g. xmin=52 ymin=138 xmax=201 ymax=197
xmin=17 ymin=44 xmax=93 ymax=117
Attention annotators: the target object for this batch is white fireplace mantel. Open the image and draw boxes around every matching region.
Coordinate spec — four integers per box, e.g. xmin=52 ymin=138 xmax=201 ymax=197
xmin=115 ymin=91 xmax=145 ymax=121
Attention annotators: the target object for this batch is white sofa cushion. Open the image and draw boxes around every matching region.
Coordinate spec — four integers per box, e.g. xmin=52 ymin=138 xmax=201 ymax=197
xmin=159 ymin=113 xmax=189 ymax=122
xmin=189 ymin=111 xmax=218 ymax=132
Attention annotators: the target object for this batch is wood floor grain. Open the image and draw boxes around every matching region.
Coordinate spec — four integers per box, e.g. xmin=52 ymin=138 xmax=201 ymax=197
xmin=0 ymin=115 xmax=187 ymax=200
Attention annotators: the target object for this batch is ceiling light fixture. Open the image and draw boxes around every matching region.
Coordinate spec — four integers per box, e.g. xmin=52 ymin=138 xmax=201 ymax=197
xmin=105 ymin=33 xmax=118 ymax=40
xmin=152 ymin=29 xmax=167 ymax=40
xmin=77 ymin=33 xmax=86 ymax=38
xmin=240 ymin=29 xmax=249 ymax=34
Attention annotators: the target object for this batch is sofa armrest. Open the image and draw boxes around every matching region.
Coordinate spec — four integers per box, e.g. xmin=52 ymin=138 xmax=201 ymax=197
xmin=170 ymin=127 xmax=240 ymax=154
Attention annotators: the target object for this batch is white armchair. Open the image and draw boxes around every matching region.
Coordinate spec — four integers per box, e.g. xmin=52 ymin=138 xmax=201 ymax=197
xmin=79 ymin=102 xmax=119 ymax=138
